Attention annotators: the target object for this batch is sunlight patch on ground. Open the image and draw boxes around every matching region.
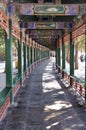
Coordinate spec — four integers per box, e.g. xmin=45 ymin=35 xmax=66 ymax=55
xmin=44 ymin=101 xmax=72 ymax=111
xmin=42 ymin=79 xmax=61 ymax=93
xmin=46 ymin=122 xmax=59 ymax=129
xmin=42 ymin=72 xmax=62 ymax=93
xmin=44 ymin=112 xmax=58 ymax=121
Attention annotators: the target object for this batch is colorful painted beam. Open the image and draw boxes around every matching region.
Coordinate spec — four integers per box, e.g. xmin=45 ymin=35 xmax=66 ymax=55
xmin=72 ymin=24 xmax=86 ymax=39
xmin=19 ymin=4 xmax=80 ymax=16
xmin=0 ymin=9 xmax=20 ymax=40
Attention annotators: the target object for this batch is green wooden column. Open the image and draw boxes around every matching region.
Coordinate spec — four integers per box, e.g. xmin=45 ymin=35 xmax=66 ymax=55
xmin=37 ymin=48 xmax=38 ymax=61
xmin=30 ymin=47 xmax=32 ymax=64
xmin=41 ymin=50 xmax=42 ymax=60
xmin=38 ymin=48 xmax=39 ymax=60
xmin=35 ymin=47 xmax=37 ymax=61
xmin=70 ymin=31 xmax=74 ymax=76
xmin=27 ymin=45 xmax=29 ymax=67
xmin=36 ymin=48 xmax=38 ymax=60
xmin=23 ymin=44 xmax=27 ymax=72
xmin=31 ymin=45 xmax=34 ymax=64
xmin=32 ymin=47 xmax=34 ymax=63
xmin=43 ymin=51 xmax=44 ymax=58
xmin=5 ymin=18 xmax=13 ymax=103
xmin=18 ymin=30 xmax=23 ymax=85
xmin=42 ymin=50 xmax=43 ymax=59
xmin=39 ymin=49 xmax=41 ymax=60
xmin=39 ymin=49 xmax=40 ymax=60
xmin=62 ymin=31 xmax=65 ymax=70
xmin=27 ymin=45 xmax=29 ymax=68
xmin=26 ymin=44 xmax=27 ymax=70
xmin=40 ymin=50 xmax=42 ymax=59
xmin=42 ymin=50 xmax=44 ymax=58
xmin=29 ymin=46 xmax=31 ymax=66
xmin=56 ymin=48 xmax=58 ymax=65
xmin=34 ymin=47 xmax=35 ymax=62
xmin=58 ymin=36 xmax=61 ymax=66
xmin=55 ymin=39 xmax=58 ymax=65
xmin=35 ymin=48 xmax=36 ymax=61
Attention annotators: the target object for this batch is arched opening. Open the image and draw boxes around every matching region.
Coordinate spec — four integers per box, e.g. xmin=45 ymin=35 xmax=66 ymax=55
xmin=74 ymin=34 xmax=85 ymax=83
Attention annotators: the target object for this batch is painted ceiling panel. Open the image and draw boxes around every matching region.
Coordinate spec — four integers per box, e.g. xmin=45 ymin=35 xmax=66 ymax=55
xmin=4 ymin=1 xmax=86 ymax=50
xmin=19 ymin=4 xmax=79 ymax=16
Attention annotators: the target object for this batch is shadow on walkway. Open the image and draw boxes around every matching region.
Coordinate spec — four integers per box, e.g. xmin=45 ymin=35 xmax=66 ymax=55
xmin=0 ymin=58 xmax=86 ymax=130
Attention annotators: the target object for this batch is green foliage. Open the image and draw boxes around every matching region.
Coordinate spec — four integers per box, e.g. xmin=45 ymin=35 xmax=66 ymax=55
xmin=0 ymin=27 xmax=5 ymax=46
xmin=0 ymin=48 xmax=5 ymax=61
xmin=0 ymin=27 xmax=5 ymax=61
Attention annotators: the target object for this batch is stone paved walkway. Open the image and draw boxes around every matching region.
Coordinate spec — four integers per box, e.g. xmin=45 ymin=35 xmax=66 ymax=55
xmin=0 ymin=58 xmax=86 ymax=130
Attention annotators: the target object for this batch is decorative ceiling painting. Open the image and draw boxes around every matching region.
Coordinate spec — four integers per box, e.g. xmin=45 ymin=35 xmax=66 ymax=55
xmin=25 ymin=22 xmax=65 ymax=29
xmin=56 ymin=22 xmax=64 ymax=29
xmin=36 ymin=22 xmax=56 ymax=29
xmin=13 ymin=2 xmax=86 ymax=50
xmin=27 ymin=22 xmax=35 ymax=29
xmin=19 ymin=4 xmax=80 ymax=16
xmin=65 ymin=5 xmax=79 ymax=15
xmin=34 ymin=5 xmax=65 ymax=14
xmin=20 ymin=4 xmax=34 ymax=15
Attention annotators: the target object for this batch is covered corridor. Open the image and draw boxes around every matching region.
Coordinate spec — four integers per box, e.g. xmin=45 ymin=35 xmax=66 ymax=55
xmin=0 ymin=1 xmax=86 ymax=129
xmin=0 ymin=58 xmax=86 ymax=130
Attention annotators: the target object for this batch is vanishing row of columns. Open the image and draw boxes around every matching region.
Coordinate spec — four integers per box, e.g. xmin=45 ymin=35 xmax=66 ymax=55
xmin=56 ymin=28 xmax=86 ymax=102
xmin=56 ymin=30 xmax=75 ymax=77
xmin=5 ymin=18 xmax=50 ymax=103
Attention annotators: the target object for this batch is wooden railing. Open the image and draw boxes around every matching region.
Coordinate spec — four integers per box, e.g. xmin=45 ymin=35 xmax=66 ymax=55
xmin=57 ymin=67 xmax=85 ymax=100
xmin=0 ymin=9 xmax=8 ymax=33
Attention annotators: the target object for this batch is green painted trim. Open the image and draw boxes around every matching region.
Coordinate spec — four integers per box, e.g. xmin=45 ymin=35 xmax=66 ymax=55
xmin=70 ymin=31 xmax=74 ymax=76
xmin=29 ymin=46 xmax=31 ymax=66
xmin=26 ymin=45 xmax=27 ymax=69
xmin=58 ymin=47 xmax=60 ymax=66
xmin=32 ymin=47 xmax=34 ymax=63
xmin=0 ymin=87 xmax=11 ymax=108
xmin=27 ymin=46 xmax=29 ymax=67
xmin=5 ymin=19 xmax=13 ymax=87
xmin=23 ymin=44 xmax=27 ymax=72
xmin=30 ymin=47 xmax=33 ymax=64
xmin=5 ymin=19 xmax=13 ymax=103
xmin=62 ymin=37 xmax=65 ymax=69
xmin=29 ymin=46 xmax=31 ymax=65
xmin=55 ymin=49 xmax=58 ymax=65
xmin=34 ymin=48 xmax=35 ymax=62
xmin=70 ymin=76 xmax=85 ymax=84
xmin=36 ymin=48 xmax=37 ymax=61
xmin=18 ymin=31 xmax=23 ymax=85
